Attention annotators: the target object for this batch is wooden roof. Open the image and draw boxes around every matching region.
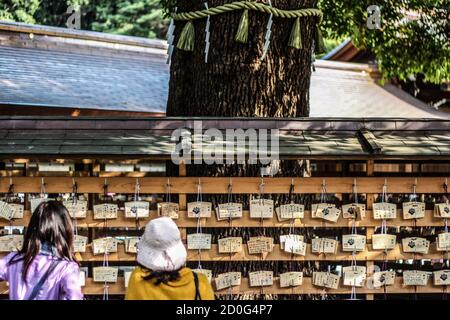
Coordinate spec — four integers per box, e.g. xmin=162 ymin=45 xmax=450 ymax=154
xmin=0 ymin=117 xmax=448 ymax=159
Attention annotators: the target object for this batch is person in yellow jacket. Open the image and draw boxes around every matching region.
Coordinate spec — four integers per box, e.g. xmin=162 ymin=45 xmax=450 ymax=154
xmin=125 ymin=217 xmax=215 ymax=300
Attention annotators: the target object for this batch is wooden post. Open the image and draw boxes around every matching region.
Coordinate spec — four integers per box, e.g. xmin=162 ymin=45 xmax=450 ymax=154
xmin=366 ymin=159 xmax=375 ymax=300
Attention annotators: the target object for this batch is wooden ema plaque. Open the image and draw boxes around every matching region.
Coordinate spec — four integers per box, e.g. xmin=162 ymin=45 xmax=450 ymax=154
xmin=275 ymin=203 xmax=304 ymax=221
xmin=342 ymin=203 xmax=366 ymax=220
xmin=435 ymin=203 xmax=450 ymax=218
xmin=0 ymin=235 xmax=23 ymax=252
xmin=247 ymin=236 xmax=273 ymax=255
xmin=403 ymin=270 xmax=429 ymax=286
xmin=373 ymin=271 xmax=396 ymax=287
xmin=216 ymin=203 xmax=243 ymax=220
xmin=187 ymin=201 xmax=212 ymax=218
xmin=30 ymin=197 xmax=54 ymax=213
xmin=434 ymin=270 xmax=450 ymax=285
xmin=157 ymin=202 xmax=179 ymax=219
xmin=193 ymin=269 xmax=213 ymax=283
xmin=218 ymin=237 xmax=243 ymax=253
xmin=249 ymin=199 xmax=274 ymax=219
xmin=311 ymin=203 xmax=341 ymax=222
xmin=93 ymin=266 xmax=118 ymax=283
xmin=93 ymin=203 xmax=119 ymax=220
xmin=187 ymin=233 xmax=212 ymax=250
xmin=402 ymin=237 xmax=430 ymax=254
xmin=312 ymin=272 xmax=340 ymax=289
xmin=0 ymin=201 xmax=24 ymax=220
xmin=279 ymin=272 xmax=303 ymax=288
xmin=248 ymin=271 xmax=274 ymax=287
xmin=280 ymin=234 xmax=304 ymax=250
xmin=92 ymin=237 xmax=118 ymax=255
xmin=311 ymin=238 xmax=338 ymax=254
xmin=215 ymin=272 xmax=241 ymax=290
xmin=373 ymin=202 xmax=397 ymax=219
xmin=402 ymin=202 xmax=426 ymax=220
xmin=125 ymin=237 xmax=140 ymax=253
xmin=73 ymin=235 xmax=88 ymax=253
xmin=437 ymin=232 xmax=450 ymax=251
xmin=125 ymin=201 xmax=150 ymax=218
xmin=372 ymin=234 xmax=396 ymax=250
xmin=342 ymin=234 xmax=366 ymax=252
xmin=63 ymin=200 xmax=88 ymax=219
xmin=342 ymin=266 xmax=366 ymax=287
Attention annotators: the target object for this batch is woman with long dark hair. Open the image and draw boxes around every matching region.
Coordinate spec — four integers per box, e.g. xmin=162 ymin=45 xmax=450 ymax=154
xmin=0 ymin=200 xmax=83 ymax=300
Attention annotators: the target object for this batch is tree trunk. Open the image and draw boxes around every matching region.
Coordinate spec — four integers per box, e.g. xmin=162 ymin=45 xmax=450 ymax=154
xmin=166 ymin=0 xmax=318 ymax=117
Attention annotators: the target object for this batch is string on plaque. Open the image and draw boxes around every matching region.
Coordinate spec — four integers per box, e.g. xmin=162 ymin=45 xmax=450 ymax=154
xmin=195 ymin=178 xmax=203 ymax=271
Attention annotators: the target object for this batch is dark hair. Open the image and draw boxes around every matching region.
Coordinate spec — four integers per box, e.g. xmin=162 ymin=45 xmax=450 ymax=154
xmin=139 ymin=264 xmax=181 ymax=285
xmin=8 ymin=200 xmax=77 ymax=282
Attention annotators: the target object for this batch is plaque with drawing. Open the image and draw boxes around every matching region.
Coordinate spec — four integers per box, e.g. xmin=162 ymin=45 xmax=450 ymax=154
xmin=342 ymin=266 xmax=366 ymax=287
xmin=218 ymin=237 xmax=243 ymax=253
xmin=93 ymin=203 xmax=119 ymax=220
xmin=401 ymin=237 xmax=430 ymax=254
xmin=433 ymin=270 xmax=450 ymax=285
xmin=64 ymin=200 xmax=88 ymax=219
xmin=435 ymin=203 xmax=450 ymax=218
xmin=275 ymin=203 xmax=304 ymax=221
xmin=193 ymin=269 xmax=213 ymax=283
xmin=249 ymin=199 xmax=274 ymax=219
xmin=437 ymin=232 xmax=450 ymax=251
xmin=280 ymin=234 xmax=305 ymax=250
xmin=403 ymin=270 xmax=429 ymax=286
xmin=216 ymin=203 xmax=243 ymax=220
xmin=342 ymin=203 xmax=366 ymax=219
xmin=311 ymin=203 xmax=341 ymax=222
xmin=373 ymin=202 xmax=397 ymax=219
xmin=125 ymin=201 xmax=150 ymax=218
xmin=372 ymin=234 xmax=396 ymax=250
xmin=73 ymin=235 xmax=88 ymax=253
xmin=402 ymin=202 xmax=426 ymax=220
xmin=279 ymin=272 xmax=303 ymax=288
xmin=125 ymin=237 xmax=140 ymax=253
xmin=93 ymin=266 xmax=118 ymax=283
xmin=249 ymin=271 xmax=273 ymax=287
xmin=312 ymin=272 xmax=340 ymax=289
xmin=215 ymin=272 xmax=241 ymax=290
xmin=342 ymin=234 xmax=366 ymax=252
xmin=311 ymin=238 xmax=338 ymax=254
xmin=373 ymin=271 xmax=396 ymax=288
xmin=187 ymin=201 xmax=212 ymax=218
xmin=187 ymin=233 xmax=212 ymax=250
xmin=92 ymin=237 xmax=118 ymax=254
xmin=157 ymin=202 xmax=179 ymax=219
xmin=0 ymin=235 xmax=23 ymax=252
xmin=247 ymin=236 xmax=273 ymax=255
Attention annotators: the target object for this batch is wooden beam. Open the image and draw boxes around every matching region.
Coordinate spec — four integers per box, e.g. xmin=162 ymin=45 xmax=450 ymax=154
xmin=0 ymin=177 xmax=448 ymax=193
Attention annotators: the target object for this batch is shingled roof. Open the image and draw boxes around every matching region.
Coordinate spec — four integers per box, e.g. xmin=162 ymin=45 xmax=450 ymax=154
xmin=0 ymin=117 xmax=448 ymax=159
xmin=0 ymin=21 xmax=448 ymax=119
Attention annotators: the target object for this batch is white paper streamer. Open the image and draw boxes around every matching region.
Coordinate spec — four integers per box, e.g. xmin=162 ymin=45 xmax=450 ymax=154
xmin=261 ymin=0 xmax=273 ymax=60
xmin=204 ymin=3 xmax=211 ymax=63
xmin=166 ymin=7 xmax=177 ymax=64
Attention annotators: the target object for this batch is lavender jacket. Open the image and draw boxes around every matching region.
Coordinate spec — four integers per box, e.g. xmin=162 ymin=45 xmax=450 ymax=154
xmin=0 ymin=249 xmax=83 ymax=300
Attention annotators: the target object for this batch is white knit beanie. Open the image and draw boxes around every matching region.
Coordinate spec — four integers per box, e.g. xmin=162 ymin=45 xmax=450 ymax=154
xmin=136 ymin=217 xmax=187 ymax=271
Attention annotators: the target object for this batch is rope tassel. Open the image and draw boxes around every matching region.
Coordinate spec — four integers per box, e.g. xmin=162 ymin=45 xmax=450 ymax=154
xmin=288 ymin=17 xmax=302 ymax=49
xmin=315 ymin=25 xmax=326 ymax=54
xmin=177 ymin=21 xmax=195 ymax=51
xmin=235 ymin=9 xmax=249 ymax=43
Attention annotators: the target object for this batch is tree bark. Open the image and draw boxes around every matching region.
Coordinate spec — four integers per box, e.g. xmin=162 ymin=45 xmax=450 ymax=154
xmin=166 ymin=0 xmax=318 ymax=117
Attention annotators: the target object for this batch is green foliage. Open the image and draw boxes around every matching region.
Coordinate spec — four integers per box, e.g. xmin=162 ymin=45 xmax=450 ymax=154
xmin=0 ymin=0 xmax=40 ymax=23
xmin=318 ymin=0 xmax=449 ymax=84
